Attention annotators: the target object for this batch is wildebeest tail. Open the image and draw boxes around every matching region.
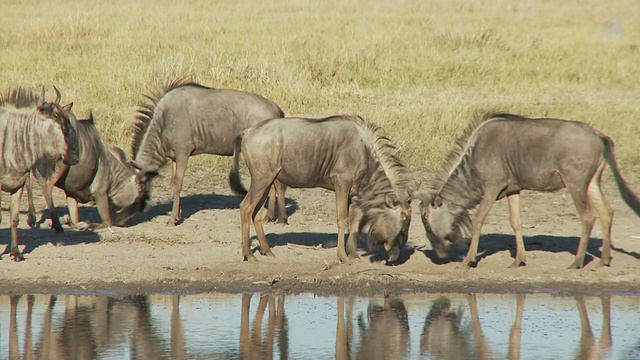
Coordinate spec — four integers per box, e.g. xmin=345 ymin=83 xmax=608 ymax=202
xmin=229 ymin=135 xmax=248 ymax=196
xmin=602 ymin=135 xmax=640 ymax=216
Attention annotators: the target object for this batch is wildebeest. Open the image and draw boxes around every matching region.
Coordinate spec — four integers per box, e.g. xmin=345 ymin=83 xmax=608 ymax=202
xmin=0 ymin=87 xmax=79 ymax=261
xmin=131 ymin=79 xmax=287 ymax=226
xmin=27 ymin=113 xmax=147 ymax=229
xmin=417 ymin=111 xmax=640 ymax=269
xmin=2 ymin=89 xmax=146 ymax=229
xmin=230 ymin=115 xmax=413 ymax=264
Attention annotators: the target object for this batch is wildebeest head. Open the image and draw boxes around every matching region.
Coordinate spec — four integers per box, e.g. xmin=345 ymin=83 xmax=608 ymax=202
xmin=360 ymin=192 xmax=412 ymax=263
xmin=128 ymin=160 xmax=158 ymax=212
xmin=419 ymin=193 xmax=471 ymax=260
xmin=108 ymin=147 xmax=149 ymax=226
xmin=36 ymin=86 xmax=80 ymax=166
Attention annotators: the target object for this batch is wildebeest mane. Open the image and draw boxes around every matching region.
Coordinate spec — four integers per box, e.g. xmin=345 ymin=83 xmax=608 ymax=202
xmin=131 ymin=79 xmax=214 ymax=157
xmin=348 ymin=115 xmax=413 ymax=204
xmin=0 ymin=87 xmax=40 ymax=109
xmin=428 ymin=111 xmax=521 ymax=200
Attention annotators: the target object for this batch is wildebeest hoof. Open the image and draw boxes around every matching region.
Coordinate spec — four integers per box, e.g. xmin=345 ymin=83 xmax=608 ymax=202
xmin=509 ymin=259 xmax=526 ymax=268
xmin=261 ymin=249 xmax=276 ymax=257
xmin=243 ymin=254 xmax=258 ymax=262
xmin=275 ymin=219 xmax=289 ymax=225
xmin=27 ymin=214 xmax=37 ymax=228
xmin=596 ymin=260 xmax=611 ymax=268
xmin=458 ymin=258 xmax=477 ymax=268
xmin=567 ymin=261 xmax=584 ymax=269
xmin=166 ymin=219 xmax=178 ymax=227
xmin=10 ymin=252 xmax=25 ymax=262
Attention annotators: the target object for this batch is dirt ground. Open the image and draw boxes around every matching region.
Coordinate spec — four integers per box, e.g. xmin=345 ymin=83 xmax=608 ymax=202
xmin=1 ymin=167 xmax=639 ymax=296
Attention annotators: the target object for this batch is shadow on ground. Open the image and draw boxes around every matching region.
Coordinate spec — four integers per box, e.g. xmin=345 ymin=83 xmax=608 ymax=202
xmin=0 ymin=227 xmax=101 ymax=258
xmin=419 ymin=233 xmax=606 ymax=267
xmin=258 ymin=232 xmax=411 ymax=265
xmin=129 ymin=193 xmax=299 ymax=226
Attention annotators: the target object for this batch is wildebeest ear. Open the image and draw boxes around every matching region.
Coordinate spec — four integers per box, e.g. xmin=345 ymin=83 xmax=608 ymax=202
xmin=62 ymin=102 xmax=73 ymax=113
xmin=431 ymin=194 xmax=443 ymax=208
xmin=52 ymin=106 xmax=70 ymax=133
xmin=131 ymin=161 xmax=159 ymax=183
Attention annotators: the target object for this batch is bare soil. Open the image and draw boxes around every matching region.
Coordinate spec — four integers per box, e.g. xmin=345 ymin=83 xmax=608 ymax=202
xmin=1 ymin=167 xmax=639 ymax=296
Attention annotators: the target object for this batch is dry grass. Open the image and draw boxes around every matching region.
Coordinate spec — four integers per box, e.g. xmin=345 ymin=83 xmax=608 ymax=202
xmin=1 ymin=0 xmax=639 ymax=176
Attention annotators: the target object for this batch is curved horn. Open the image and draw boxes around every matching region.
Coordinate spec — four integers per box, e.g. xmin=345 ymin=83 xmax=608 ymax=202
xmin=53 ymin=86 xmax=61 ymax=105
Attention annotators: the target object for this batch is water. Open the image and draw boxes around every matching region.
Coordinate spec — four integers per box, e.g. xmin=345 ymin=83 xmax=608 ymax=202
xmin=0 ymin=292 xmax=638 ymax=359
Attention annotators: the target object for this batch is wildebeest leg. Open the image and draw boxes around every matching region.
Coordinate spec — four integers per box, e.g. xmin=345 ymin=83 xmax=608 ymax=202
xmin=507 ymin=193 xmax=526 ymax=268
xmin=264 ymin=181 xmax=288 ymax=225
xmin=25 ymin=176 xmax=37 ymax=228
xmin=9 ymin=187 xmax=25 ymax=261
xmin=346 ymin=204 xmax=360 ymax=259
xmin=264 ymin=185 xmax=277 ymax=223
xmin=169 ymin=159 xmax=187 ymax=226
xmin=41 ymin=181 xmax=64 ymax=233
xmin=253 ymin=203 xmax=275 ymax=257
xmin=461 ymin=188 xmax=500 ymax=268
xmin=275 ymin=181 xmax=288 ymax=225
xmin=93 ymin=193 xmax=113 ymax=229
xmin=334 ymin=185 xmax=351 ymax=264
xmin=65 ymin=197 xmax=80 ymax=227
xmin=566 ymin=185 xmax=596 ymax=269
xmin=587 ymin=171 xmax=613 ymax=267
xmin=240 ymin=175 xmax=276 ymax=261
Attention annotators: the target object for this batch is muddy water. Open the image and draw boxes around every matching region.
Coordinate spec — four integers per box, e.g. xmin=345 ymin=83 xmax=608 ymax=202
xmin=0 ymin=292 xmax=638 ymax=359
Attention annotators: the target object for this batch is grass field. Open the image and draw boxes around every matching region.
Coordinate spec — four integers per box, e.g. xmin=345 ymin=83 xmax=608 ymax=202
xmin=1 ymin=0 xmax=639 ymax=176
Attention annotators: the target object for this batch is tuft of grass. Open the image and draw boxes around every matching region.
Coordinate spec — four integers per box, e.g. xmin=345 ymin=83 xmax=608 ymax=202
xmin=1 ymin=0 xmax=639 ymax=179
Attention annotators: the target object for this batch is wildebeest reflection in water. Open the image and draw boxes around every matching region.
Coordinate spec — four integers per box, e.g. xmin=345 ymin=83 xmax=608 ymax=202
xmin=336 ymin=296 xmax=410 ymax=360
xmin=0 ymin=293 xmax=617 ymax=359
xmin=420 ymin=294 xmax=613 ymax=360
xmin=5 ymin=294 xmax=188 ymax=360
xmin=240 ymin=292 xmax=288 ymax=359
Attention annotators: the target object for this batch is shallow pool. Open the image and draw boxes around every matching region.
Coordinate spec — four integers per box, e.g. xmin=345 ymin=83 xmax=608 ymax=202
xmin=0 ymin=292 xmax=638 ymax=359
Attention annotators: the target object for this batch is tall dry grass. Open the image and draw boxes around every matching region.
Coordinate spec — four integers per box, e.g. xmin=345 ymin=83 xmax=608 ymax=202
xmin=1 ymin=0 xmax=639 ymax=176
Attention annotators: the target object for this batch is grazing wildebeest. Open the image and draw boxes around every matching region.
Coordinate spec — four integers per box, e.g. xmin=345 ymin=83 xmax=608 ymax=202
xmin=417 ymin=111 xmax=640 ymax=269
xmin=230 ymin=115 xmax=413 ymax=264
xmin=2 ymin=89 xmax=146 ymax=229
xmin=131 ymin=79 xmax=287 ymax=226
xmin=30 ymin=113 xmax=147 ymax=229
xmin=0 ymin=87 xmax=79 ymax=261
